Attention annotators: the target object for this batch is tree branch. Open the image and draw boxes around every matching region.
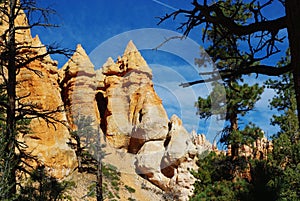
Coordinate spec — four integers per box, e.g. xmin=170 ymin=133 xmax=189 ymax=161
xmin=180 ymin=64 xmax=292 ymax=87
xmin=158 ymin=1 xmax=287 ymax=37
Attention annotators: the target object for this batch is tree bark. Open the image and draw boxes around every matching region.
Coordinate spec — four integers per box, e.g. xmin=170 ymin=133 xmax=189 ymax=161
xmin=230 ymin=113 xmax=239 ymax=158
xmin=286 ymin=0 xmax=300 ymax=129
xmin=4 ymin=0 xmax=18 ymax=197
xmin=96 ymin=127 xmax=103 ymax=201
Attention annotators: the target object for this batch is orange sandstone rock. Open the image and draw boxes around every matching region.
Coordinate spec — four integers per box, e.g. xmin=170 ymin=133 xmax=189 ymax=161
xmin=17 ymin=44 xmax=77 ymax=179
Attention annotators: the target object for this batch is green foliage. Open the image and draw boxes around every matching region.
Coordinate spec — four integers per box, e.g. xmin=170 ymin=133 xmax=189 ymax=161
xmin=84 ymin=163 xmax=123 ymax=201
xmin=71 ymin=115 xmax=128 ymax=200
xmin=196 ymin=80 xmax=263 ymax=154
xmin=71 ymin=115 xmax=100 ymax=153
xmin=191 ymin=152 xmax=250 ymax=201
xmin=221 ymin=123 xmax=264 ymax=147
xmin=125 ymin=185 xmax=136 ymax=194
xmin=191 ymin=151 xmax=280 ymax=201
xmin=266 ymin=53 xmax=298 ymax=137
xmin=18 ymin=166 xmax=75 ymax=201
xmin=197 ymin=82 xmax=263 ymax=121
xmin=264 ymin=53 xmax=300 ymax=200
xmin=102 ymin=164 xmax=121 ymax=200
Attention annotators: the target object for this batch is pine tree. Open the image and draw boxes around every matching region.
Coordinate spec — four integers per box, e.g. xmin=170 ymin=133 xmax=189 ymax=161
xmin=197 ymin=81 xmax=263 ymax=156
xmin=192 ymin=80 xmax=264 ymax=200
xmin=70 ymin=115 xmax=123 ymax=201
xmin=190 ymin=1 xmax=266 ymax=199
xmin=70 ymin=115 xmax=105 ymax=201
xmin=193 ymin=0 xmax=264 ymax=156
xmin=158 ymin=0 xmax=300 ymax=129
xmin=265 ymin=52 xmax=300 ymax=200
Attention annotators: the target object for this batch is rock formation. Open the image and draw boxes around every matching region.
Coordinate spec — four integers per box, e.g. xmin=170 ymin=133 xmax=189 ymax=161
xmin=16 ymin=36 xmax=77 ymax=179
xmin=136 ymin=115 xmax=198 ymax=200
xmin=94 ymin=41 xmax=202 ymax=200
xmin=60 ymin=44 xmax=100 ymax=129
xmin=57 ymin=40 xmax=206 ymax=200
xmin=0 ymin=6 xmax=77 ymax=179
xmin=229 ymin=135 xmax=273 ymax=160
xmin=96 ymin=40 xmax=169 ymax=152
xmin=1 ymin=9 xmax=212 ymax=198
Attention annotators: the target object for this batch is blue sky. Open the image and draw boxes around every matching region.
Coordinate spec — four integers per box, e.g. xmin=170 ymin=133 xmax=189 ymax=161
xmin=31 ymin=0 xmax=287 ymax=143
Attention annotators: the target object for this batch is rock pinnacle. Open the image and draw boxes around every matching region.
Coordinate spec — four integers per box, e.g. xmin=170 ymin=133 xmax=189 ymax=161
xmin=124 ymin=40 xmax=139 ymax=55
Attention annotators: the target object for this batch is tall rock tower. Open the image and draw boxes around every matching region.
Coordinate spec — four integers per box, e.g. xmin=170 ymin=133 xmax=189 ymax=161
xmin=96 ymin=40 xmax=169 ymax=153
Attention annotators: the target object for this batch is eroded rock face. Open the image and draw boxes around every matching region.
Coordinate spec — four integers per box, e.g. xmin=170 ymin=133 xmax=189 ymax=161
xmin=135 ymin=140 xmax=168 ymax=188
xmin=97 ymin=41 xmax=169 ymax=152
xmin=192 ymin=130 xmax=214 ymax=154
xmin=60 ymin=44 xmax=100 ymax=130
xmin=0 ymin=5 xmax=77 ymax=179
xmin=95 ymin=42 xmax=207 ymax=200
xmin=162 ymin=115 xmax=197 ymax=166
xmin=89 ymin=41 xmax=204 ymax=200
xmin=228 ymin=135 xmax=273 ymax=160
xmin=135 ymin=115 xmax=198 ymax=200
xmin=16 ymin=37 xmax=77 ymax=179
xmin=0 ymin=7 xmax=32 ymax=44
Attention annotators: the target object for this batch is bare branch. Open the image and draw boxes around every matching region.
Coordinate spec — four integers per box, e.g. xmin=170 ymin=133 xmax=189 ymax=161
xmin=152 ymin=35 xmax=185 ymax=50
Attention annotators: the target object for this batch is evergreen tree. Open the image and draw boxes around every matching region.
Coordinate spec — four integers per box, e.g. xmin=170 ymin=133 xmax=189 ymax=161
xmin=158 ymin=0 xmax=300 ymax=129
xmin=191 ymin=151 xmax=251 ymax=201
xmin=189 ymin=2 xmax=267 ymax=199
xmin=70 ymin=115 xmax=122 ymax=201
xmin=70 ymin=115 xmax=105 ymax=201
xmin=265 ymin=53 xmax=300 ymax=200
xmin=197 ymin=81 xmax=263 ymax=156
xmin=192 ymin=80 xmax=265 ymax=200
xmin=192 ymin=0 xmax=264 ymax=156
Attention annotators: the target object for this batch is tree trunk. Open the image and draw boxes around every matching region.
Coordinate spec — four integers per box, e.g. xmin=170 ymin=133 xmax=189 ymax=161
xmin=96 ymin=127 xmax=103 ymax=201
xmin=4 ymin=0 xmax=18 ymax=197
xmin=230 ymin=113 xmax=239 ymax=158
xmin=96 ymin=161 xmax=103 ymax=201
xmin=286 ymin=0 xmax=300 ymax=129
